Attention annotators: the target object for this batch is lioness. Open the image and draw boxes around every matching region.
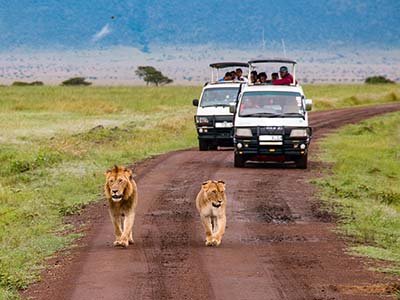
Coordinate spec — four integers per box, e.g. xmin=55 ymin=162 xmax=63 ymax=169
xmin=104 ymin=165 xmax=138 ymax=247
xmin=196 ymin=180 xmax=227 ymax=246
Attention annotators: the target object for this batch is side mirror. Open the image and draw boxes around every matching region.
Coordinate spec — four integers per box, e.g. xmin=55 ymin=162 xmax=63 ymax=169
xmin=229 ymin=103 xmax=236 ymax=114
xmin=305 ymin=99 xmax=313 ymax=111
xmin=192 ymin=99 xmax=199 ymax=107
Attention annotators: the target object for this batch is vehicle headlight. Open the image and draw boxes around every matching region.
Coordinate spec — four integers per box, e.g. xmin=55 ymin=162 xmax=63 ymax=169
xmin=235 ymin=128 xmax=252 ymax=137
xmin=196 ymin=116 xmax=210 ymax=124
xmin=290 ymin=129 xmax=308 ymax=138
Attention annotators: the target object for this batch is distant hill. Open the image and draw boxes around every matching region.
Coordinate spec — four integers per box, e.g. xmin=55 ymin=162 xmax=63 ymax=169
xmin=1 ymin=0 xmax=399 ymax=51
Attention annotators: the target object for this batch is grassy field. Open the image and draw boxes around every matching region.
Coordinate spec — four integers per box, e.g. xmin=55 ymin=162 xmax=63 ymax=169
xmin=0 ymin=84 xmax=399 ymax=299
xmin=315 ymin=112 xmax=400 ymax=274
xmin=304 ymin=84 xmax=400 ymax=110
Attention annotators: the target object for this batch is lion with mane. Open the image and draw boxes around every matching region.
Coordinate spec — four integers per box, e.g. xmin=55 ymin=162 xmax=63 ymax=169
xmin=104 ymin=165 xmax=138 ymax=247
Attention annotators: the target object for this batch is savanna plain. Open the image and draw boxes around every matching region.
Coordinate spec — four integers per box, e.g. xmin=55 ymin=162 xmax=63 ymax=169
xmin=0 ymin=84 xmax=400 ymax=299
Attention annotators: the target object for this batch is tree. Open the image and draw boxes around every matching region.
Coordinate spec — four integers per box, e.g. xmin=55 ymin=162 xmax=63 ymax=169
xmin=135 ymin=66 xmax=173 ymax=86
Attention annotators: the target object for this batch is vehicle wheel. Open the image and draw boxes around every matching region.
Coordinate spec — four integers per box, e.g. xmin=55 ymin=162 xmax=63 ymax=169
xmin=234 ymin=153 xmax=246 ymax=168
xmin=296 ymin=154 xmax=308 ymax=169
xmin=199 ymin=140 xmax=209 ymax=151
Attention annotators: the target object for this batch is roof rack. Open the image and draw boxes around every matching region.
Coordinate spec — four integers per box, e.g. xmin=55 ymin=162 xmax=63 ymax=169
xmin=247 ymin=58 xmax=297 ymax=86
xmin=209 ymin=62 xmax=249 ymax=69
xmin=248 ymin=58 xmax=296 ymax=65
xmin=209 ymin=62 xmax=249 ymax=83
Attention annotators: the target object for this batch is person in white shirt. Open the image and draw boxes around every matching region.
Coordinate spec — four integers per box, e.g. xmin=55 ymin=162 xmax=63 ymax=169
xmin=236 ymin=68 xmax=248 ymax=82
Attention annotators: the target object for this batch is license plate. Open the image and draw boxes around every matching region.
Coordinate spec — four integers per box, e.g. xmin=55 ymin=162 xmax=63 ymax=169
xmin=259 ymin=135 xmax=283 ymax=141
xmin=215 ymin=122 xmax=233 ymax=128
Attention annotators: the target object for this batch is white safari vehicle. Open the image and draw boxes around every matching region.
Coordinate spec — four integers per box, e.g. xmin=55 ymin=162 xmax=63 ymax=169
xmin=231 ymin=59 xmax=313 ymax=168
xmin=193 ymin=62 xmax=248 ymax=151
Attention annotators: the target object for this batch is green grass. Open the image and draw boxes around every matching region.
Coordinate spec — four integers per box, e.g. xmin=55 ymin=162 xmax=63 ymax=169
xmin=0 ymin=84 xmax=398 ymax=299
xmin=0 ymin=86 xmax=201 ymax=299
xmin=304 ymin=84 xmax=400 ymax=111
xmin=314 ymin=112 xmax=400 ymax=274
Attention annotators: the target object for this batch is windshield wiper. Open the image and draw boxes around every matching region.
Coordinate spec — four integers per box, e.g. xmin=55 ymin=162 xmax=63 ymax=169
xmin=240 ymin=112 xmax=282 ymax=117
xmin=280 ymin=112 xmax=305 ymax=119
xmin=201 ymin=104 xmax=230 ymax=108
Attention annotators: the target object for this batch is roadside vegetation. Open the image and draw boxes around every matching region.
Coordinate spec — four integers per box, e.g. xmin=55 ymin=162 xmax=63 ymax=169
xmin=0 ymin=84 xmax=399 ymax=299
xmin=0 ymin=86 xmax=200 ymax=299
xmin=314 ymin=112 xmax=400 ymax=274
xmin=304 ymin=83 xmax=400 ymax=110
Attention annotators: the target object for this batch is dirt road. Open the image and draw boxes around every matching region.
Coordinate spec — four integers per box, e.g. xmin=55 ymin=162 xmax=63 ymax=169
xmin=23 ymin=103 xmax=400 ymax=300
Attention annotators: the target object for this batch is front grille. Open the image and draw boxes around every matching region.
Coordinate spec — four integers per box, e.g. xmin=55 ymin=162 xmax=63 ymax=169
xmin=259 ymin=126 xmax=285 ymax=135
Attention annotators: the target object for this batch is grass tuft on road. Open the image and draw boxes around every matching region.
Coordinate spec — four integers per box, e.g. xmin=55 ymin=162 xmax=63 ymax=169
xmin=315 ymin=111 xmax=400 ymax=273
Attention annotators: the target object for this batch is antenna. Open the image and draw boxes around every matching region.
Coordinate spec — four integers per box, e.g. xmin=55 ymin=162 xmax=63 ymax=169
xmin=281 ymin=39 xmax=287 ymax=58
xmin=262 ymin=28 xmax=266 ymax=51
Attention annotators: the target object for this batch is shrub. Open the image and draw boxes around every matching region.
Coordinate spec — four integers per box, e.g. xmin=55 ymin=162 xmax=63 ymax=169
xmin=365 ymin=76 xmax=395 ymax=84
xmin=12 ymin=81 xmax=44 ymax=86
xmin=61 ymin=77 xmax=92 ymax=86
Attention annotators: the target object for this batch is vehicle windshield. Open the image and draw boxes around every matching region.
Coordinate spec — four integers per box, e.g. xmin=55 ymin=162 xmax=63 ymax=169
xmin=200 ymin=88 xmax=238 ymax=107
xmin=239 ymin=91 xmax=303 ymax=117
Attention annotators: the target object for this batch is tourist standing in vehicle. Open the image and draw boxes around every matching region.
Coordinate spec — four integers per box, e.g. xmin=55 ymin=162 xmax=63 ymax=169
xmin=250 ymin=71 xmax=258 ymax=84
xmin=258 ymin=72 xmax=268 ymax=83
xmin=236 ymin=68 xmax=248 ymax=82
xmin=219 ymin=72 xmax=233 ymax=81
xmin=272 ymin=66 xmax=295 ymax=85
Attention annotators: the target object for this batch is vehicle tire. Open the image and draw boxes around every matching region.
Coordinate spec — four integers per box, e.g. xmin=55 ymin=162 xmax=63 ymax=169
xmin=199 ymin=140 xmax=209 ymax=151
xmin=296 ymin=154 xmax=308 ymax=169
xmin=234 ymin=153 xmax=246 ymax=168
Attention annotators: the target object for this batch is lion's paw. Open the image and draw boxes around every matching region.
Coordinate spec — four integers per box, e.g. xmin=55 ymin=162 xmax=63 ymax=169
xmin=113 ymin=240 xmax=129 ymax=248
xmin=212 ymin=238 xmax=221 ymax=247
xmin=205 ymin=237 xmax=214 ymax=246
xmin=128 ymin=238 xmax=134 ymax=245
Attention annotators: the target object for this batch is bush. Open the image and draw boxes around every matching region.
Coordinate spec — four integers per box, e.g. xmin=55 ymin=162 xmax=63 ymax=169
xmin=12 ymin=81 xmax=44 ymax=86
xmin=61 ymin=77 xmax=92 ymax=86
xmin=365 ymin=76 xmax=395 ymax=84
xmin=29 ymin=81 xmax=44 ymax=86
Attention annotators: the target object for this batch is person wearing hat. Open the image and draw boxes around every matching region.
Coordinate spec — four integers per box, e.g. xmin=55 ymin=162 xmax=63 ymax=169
xmin=272 ymin=66 xmax=295 ymax=85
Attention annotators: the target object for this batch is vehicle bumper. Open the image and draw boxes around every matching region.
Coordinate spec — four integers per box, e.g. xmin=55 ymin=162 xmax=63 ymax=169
xmin=197 ymin=127 xmax=233 ymax=146
xmin=195 ymin=115 xmax=234 ymax=146
xmin=234 ymin=133 xmax=311 ymax=162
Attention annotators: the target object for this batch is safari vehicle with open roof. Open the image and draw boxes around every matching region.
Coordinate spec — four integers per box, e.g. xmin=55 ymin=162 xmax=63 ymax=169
xmin=192 ymin=62 xmax=248 ymax=151
xmin=231 ymin=59 xmax=313 ymax=168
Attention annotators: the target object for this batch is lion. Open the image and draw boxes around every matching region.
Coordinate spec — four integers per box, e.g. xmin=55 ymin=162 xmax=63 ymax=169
xmin=104 ymin=165 xmax=138 ymax=247
xmin=195 ymin=180 xmax=227 ymax=246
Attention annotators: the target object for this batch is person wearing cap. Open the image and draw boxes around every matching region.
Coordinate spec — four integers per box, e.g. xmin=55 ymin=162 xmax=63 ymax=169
xmin=272 ymin=66 xmax=295 ymax=85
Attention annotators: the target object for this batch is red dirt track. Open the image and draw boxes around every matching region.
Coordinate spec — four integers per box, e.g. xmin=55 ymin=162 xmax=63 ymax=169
xmin=23 ymin=103 xmax=400 ymax=300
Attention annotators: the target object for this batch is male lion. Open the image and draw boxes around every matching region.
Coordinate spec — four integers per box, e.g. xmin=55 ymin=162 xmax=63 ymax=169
xmin=104 ymin=165 xmax=138 ymax=247
xmin=196 ymin=180 xmax=227 ymax=246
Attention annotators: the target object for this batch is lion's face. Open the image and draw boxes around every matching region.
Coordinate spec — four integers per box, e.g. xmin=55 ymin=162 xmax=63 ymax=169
xmin=105 ymin=166 xmax=133 ymax=202
xmin=202 ymin=180 xmax=226 ymax=207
